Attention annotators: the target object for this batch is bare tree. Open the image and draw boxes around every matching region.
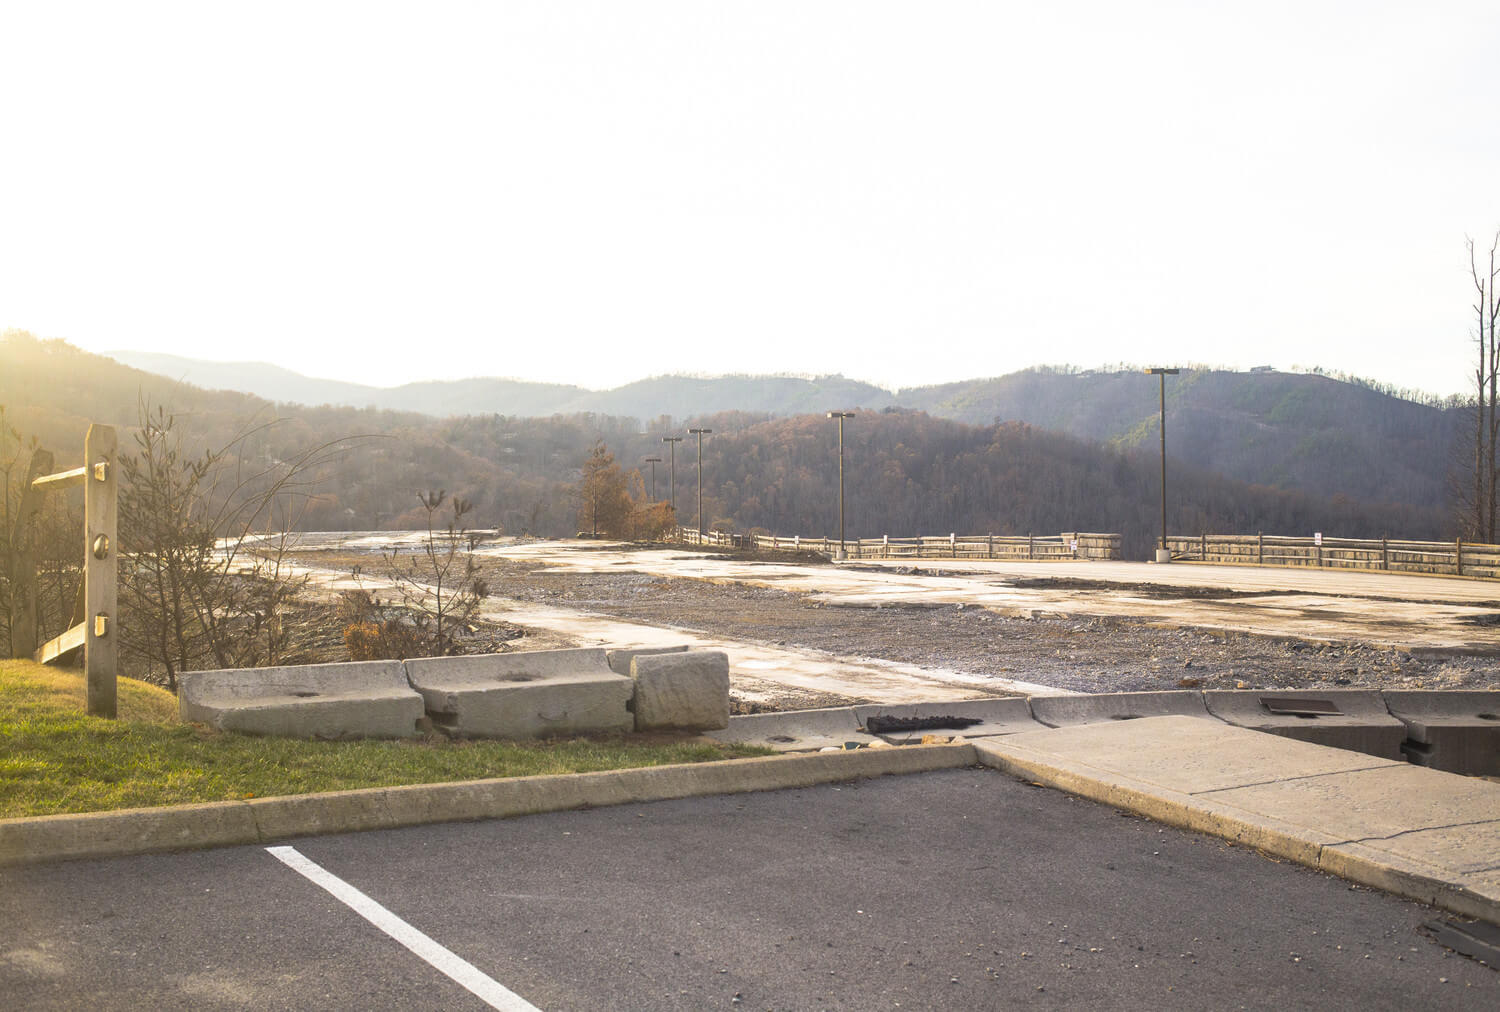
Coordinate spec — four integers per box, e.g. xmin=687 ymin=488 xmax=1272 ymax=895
xmin=379 ymin=490 xmax=490 ymax=656
xmin=2 ymin=407 xmax=85 ymax=657
xmin=1460 ymin=233 xmax=1500 ymax=541
xmin=118 ymin=404 xmax=349 ymax=689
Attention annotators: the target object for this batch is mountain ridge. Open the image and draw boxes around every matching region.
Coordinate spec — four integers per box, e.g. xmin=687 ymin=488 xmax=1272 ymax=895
xmin=102 ymin=348 xmax=1462 ymax=513
xmin=0 ymin=334 xmax=1455 ymax=557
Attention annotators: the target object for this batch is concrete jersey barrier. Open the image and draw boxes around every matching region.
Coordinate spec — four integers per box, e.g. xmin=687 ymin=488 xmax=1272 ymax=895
xmin=1029 ymin=690 xmax=1212 ymax=728
xmin=706 ymin=707 xmax=878 ymax=751
xmin=1384 ymin=689 xmax=1500 ymax=776
xmin=404 ymin=648 xmax=634 ymax=739
xmin=178 ymin=660 xmax=424 ymax=739
xmin=629 ymin=650 xmax=730 ymax=732
xmin=1203 ymin=689 xmax=1407 ymax=760
xmin=853 ymin=698 xmax=1045 ymax=742
xmin=606 ymin=645 xmax=690 ymax=676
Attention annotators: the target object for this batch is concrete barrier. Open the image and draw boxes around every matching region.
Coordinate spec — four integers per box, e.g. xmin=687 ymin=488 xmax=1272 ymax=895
xmin=1203 ymin=689 xmax=1407 ymax=760
xmin=1028 ymin=690 xmax=1211 ymax=728
xmin=630 ymin=650 xmax=730 ymax=731
xmin=178 ymin=660 xmax=424 ymax=738
xmin=853 ymin=698 xmax=1044 ymax=742
xmin=1383 ymin=690 xmax=1500 ymax=776
xmin=606 ymin=645 xmax=690 ymax=676
xmin=705 ymin=707 xmax=877 ymax=752
xmin=404 ymin=648 xmax=633 ymax=739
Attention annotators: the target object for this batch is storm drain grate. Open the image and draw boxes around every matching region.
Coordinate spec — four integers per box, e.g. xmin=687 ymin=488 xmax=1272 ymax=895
xmin=1260 ymin=696 xmax=1341 ymax=718
xmin=863 ymin=715 xmax=984 ymax=735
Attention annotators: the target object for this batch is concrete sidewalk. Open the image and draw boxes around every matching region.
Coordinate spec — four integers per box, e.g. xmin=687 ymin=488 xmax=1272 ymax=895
xmin=973 ymin=715 xmax=1500 ymax=925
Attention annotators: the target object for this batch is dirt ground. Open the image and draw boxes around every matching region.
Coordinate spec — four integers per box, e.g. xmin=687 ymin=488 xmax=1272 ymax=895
xmin=293 ymin=546 xmax=1500 ymax=705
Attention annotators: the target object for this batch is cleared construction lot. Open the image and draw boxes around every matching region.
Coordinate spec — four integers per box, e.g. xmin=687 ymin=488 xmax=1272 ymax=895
xmin=288 ymin=537 xmax=1500 ymax=709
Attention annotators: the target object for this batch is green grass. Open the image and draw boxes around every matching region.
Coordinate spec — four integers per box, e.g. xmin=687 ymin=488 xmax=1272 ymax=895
xmin=0 ymin=659 xmax=771 ymax=818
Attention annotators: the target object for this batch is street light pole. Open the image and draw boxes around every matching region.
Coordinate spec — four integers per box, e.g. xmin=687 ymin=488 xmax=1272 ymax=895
xmin=827 ymin=411 xmax=854 ymax=560
xmin=662 ymin=436 xmax=683 ymax=516
xmin=643 ymin=456 xmax=662 ymax=503
xmin=689 ymin=428 xmax=711 ymax=545
xmin=1146 ymin=368 xmax=1180 ymax=563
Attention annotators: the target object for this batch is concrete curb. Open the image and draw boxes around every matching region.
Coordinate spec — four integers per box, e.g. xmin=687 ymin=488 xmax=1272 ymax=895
xmin=0 ymin=743 xmax=975 ymax=868
xmin=971 ymin=739 xmax=1500 ymax=926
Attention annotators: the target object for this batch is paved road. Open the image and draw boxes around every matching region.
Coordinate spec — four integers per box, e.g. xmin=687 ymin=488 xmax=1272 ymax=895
xmin=4 ymin=770 xmax=1495 ymax=1009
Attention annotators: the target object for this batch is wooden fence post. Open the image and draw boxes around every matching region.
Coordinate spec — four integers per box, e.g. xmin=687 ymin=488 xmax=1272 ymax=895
xmin=1382 ymin=537 xmax=1389 ymax=570
xmin=1257 ymin=531 xmax=1263 ymax=566
xmin=1200 ymin=532 xmax=1207 ymax=562
xmin=950 ymin=532 xmax=956 ymax=558
xmin=987 ymin=533 xmax=993 ymax=559
xmin=1457 ymin=538 xmax=1464 ymax=577
xmin=1027 ymin=533 xmax=1034 ymax=560
xmin=84 ymin=424 xmax=117 ymax=718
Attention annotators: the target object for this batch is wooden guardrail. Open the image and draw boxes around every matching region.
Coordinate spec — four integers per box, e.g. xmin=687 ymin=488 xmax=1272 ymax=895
xmin=1164 ymin=532 xmax=1500 ymax=580
xmin=8 ymin=424 xmax=118 ymax=717
xmin=676 ymin=528 xmax=1122 ymax=561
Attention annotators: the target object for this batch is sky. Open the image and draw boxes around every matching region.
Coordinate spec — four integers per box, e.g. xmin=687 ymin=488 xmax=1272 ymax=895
xmin=3 ymin=2 xmax=1498 ymax=397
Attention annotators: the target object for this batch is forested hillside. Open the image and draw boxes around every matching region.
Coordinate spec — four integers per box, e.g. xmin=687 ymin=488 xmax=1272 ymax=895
xmin=105 ymin=349 xmax=1461 ymax=514
xmin=661 ymin=411 xmax=1445 ymax=558
xmin=3 ymin=332 xmax=1453 ymax=558
xmin=902 ymin=367 xmax=1461 ymax=510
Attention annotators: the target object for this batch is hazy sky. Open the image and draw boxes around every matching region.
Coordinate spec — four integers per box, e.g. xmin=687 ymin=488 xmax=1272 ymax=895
xmin=3 ymin=2 xmax=1497 ymax=395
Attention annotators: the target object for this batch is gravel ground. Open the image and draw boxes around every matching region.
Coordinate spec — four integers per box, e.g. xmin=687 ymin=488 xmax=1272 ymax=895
xmin=294 ymin=547 xmax=1500 ymax=698
xmin=472 ymin=559 xmax=1500 ymax=694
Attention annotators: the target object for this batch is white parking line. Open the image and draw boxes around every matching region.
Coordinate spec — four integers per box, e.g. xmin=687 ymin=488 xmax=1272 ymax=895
xmin=266 ymin=846 xmax=541 ymax=1012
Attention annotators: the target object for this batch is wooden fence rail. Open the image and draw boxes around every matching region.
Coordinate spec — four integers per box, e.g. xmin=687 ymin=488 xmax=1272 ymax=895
xmin=1164 ymin=532 xmax=1500 ymax=580
xmin=8 ymin=424 xmax=118 ymax=717
xmin=675 ymin=528 xmax=1123 ymax=561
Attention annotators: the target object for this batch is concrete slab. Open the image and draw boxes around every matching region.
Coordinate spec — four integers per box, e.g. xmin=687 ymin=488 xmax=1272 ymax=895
xmin=1317 ymin=841 xmax=1500 ymax=925
xmin=606 ymin=644 xmax=690 ymax=676
xmin=990 ymin=715 xmax=1399 ymax=794
xmin=1383 ymin=690 xmax=1500 ymax=776
xmin=630 ymin=650 xmax=731 ymax=732
xmin=970 ymin=728 xmax=1347 ymax=867
xmin=704 ymin=707 xmax=876 ymax=752
xmin=1202 ymin=689 xmax=1407 ymax=760
xmin=971 ymin=715 xmax=1500 ymax=925
xmin=178 ymin=660 xmax=423 ymax=738
xmin=404 ymin=648 xmax=633 ymax=739
xmin=1028 ymin=690 xmax=1211 ymax=728
xmin=1204 ymin=764 xmax=1500 ymax=841
xmin=853 ymin=698 xmax=1044 ymax=742
xmin=1336 ymin=820 xmax=1500 ymax=876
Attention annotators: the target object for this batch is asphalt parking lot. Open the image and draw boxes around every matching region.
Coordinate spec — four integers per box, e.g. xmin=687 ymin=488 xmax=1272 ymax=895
xmin=2 ymin=768 xmax=1496 ymax=1010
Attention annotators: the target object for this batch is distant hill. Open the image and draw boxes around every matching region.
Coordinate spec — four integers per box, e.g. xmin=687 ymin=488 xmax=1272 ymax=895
xmin=902 ymin=368 xmax=1462 ymax=510
xmin=582 ymin=373 xmax=894 ymax=420
xmin=102 ymin=351 xmax=1463 ymax=513
xmin=0 ymin=333 xmax=1454 ymax=554
xmin=102 ymin=350 xmax=590 ymax=417
xmin=103 ymin=351 xmax=892 ymax=421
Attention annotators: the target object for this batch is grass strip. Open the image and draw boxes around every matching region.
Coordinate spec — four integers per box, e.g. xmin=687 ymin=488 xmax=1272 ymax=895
xmin=0 ymin=659 xmax=770 ymax=818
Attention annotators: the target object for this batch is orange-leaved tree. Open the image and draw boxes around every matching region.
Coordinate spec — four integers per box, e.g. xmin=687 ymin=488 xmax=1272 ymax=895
xmin=575 ymin=441 xmax=632 ymax=537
